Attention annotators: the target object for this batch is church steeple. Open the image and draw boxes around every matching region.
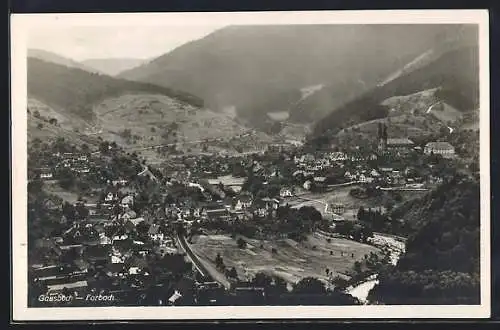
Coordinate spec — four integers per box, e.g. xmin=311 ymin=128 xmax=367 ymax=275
xmin=378 ymin=122 xmax=387 ymax=151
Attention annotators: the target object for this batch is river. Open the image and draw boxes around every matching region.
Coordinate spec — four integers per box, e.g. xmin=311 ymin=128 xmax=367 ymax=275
xmin=347 ymin=275 xmax=379 ymax=304
xmin=346 ymin=234 xmax=406 ymax=303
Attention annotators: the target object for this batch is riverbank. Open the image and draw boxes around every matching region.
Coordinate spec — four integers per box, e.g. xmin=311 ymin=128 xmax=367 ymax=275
xmin=344 ymin=233 xmax=406 ymax=303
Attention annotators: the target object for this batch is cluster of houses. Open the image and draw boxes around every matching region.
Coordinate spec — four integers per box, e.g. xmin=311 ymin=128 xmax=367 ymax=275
xmin=35 ymin=152 xmax=93 ymax=180
xmin=164 ymin=191 xmax=283 ymax=225
xmin=30 ymin=193 xmax=190 ymax=304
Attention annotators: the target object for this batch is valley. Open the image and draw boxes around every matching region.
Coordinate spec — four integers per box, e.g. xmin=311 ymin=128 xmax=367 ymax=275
xmin=23 ymin=22 xmax=482 ymax=309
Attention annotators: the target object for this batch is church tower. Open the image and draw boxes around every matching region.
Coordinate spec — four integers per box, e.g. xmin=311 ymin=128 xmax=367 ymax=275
xmin=377 ymin=122 xmax=387 ymax=151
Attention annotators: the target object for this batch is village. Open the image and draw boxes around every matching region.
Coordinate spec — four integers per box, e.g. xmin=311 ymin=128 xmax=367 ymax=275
xmin=27 ymin=120 xmax=472 ymax=307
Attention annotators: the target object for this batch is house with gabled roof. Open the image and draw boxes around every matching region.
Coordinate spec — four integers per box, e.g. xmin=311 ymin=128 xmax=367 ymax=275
xmin=235 ymin=194 xmax=253 ymax=211
xmin=148 ymin=224 xmax=163 ymax=241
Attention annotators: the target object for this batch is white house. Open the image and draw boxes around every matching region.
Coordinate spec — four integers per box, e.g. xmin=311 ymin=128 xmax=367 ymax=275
xmin=40 ymin=172 xmax=53 ymax=179
xmin=280 ymin=187 xmax=294 ymax=198
xmin=424 ymin=141 xmax=455 ymax=157
xmin=112 ymin=179 xmax=128 ymax=186
xmin=105 ymin=192 xmax=115 ymax=202
xmin=121 ymin=195 xmax=134 ymax=208
xmin=112 ymin=234 xmax=128 ymax=242
xmin=148 ymin=224 xmax=164 ymax=241
xmin=235 ymin=195 xmax=253 ymax=210
xmin=129 ymin=267 xmax=140 ymax=275
xmin=168 ymin=290 xmax=183 ymax=305
xmin=303 ymin=180 xmax=313 ymax=191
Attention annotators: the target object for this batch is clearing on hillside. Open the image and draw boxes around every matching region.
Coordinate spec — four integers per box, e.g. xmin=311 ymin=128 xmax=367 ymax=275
xmin=190 ymin=233 xmax=379 ymax=284
xmin=93 ymin=94 xmax=273 ymax=153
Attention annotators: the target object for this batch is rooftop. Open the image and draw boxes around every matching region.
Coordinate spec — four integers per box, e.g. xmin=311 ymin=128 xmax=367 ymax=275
xmin=425 ymin=141 xmax=455 ymax=149
xmin=387 ymin=138 xmax=414 ymax=146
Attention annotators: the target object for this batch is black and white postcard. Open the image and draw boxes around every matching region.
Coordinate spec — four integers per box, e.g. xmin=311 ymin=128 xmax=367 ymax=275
xmin=11 ymin=10 xmax=490 ymax=321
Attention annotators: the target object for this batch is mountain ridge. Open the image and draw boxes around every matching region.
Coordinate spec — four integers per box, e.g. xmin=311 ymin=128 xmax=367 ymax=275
xmin=118 ymin=24 xmax=477 ymax=129
xmin=28 ymin=57 xmax=204 ymax=123
xmin=311 ymin=44 xmax=479 ymax=145
xmin=28 ymin=48 xmax=98 ymax=73
xmin=82 ymin=58 xmax=150 ymax=76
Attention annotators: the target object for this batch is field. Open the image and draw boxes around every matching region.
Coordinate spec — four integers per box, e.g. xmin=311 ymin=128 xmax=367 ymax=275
xmin=426 ymin=102 xmax=463 ymax=124
xmin=381 ymin=88 xmax=438 ymax=114
xmin=267 ymin=111 xmax=290 ymax=122
xmin=289 ymin=186 xmax=428 ymax=221
xmin=190 ymin=233 xmax=380 ymax=284
xmin=94 ymin=94 xmax=250 ymax=143
xmin=43 ymin=181 xmax=100 ymax=204
xmin=28 ymin=116 xmax=101 ymax=148
xmin=337 ymin=113 xmax=444 ymax=142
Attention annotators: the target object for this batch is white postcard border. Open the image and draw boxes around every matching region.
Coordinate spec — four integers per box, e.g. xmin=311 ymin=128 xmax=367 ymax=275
xmin=11 ymin=9 xmax=491 ymax=321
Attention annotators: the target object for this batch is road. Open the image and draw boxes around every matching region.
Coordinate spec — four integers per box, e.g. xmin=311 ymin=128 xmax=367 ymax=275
xmin=176 ymin=233 xmax=232 ymax=290
xmin=425 ymin=102 xmax=454 ymax=134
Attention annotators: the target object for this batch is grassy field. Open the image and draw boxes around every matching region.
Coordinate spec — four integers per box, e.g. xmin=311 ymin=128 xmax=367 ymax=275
xmin=94 ymin=94 xmax=253 ymax=145
xmin=289 ymin=187 xmax=428 ymax=220
xmin=381 ymin=88 xmax=438 ymax=114
xmin=427 ymin=102 xmax=463 ymax=124
xmin=190 ymin=233 xmax=379 ymax=284
xmin=43 ymin=181 xmax=99 ymax=204
xmin=28 ymin=116 xmax=101 ymax=148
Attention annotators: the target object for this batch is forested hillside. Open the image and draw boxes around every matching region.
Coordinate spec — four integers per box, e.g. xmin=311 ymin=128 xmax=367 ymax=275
xmin=28 ymin=58 xmax=204 ymax=122
xmin=312 ymin=45 xmax=479 ymax=145
xmin=120 ymin=25 xmax=475 ymax=127
xmin=368 ymin=175 xmax=481 ymax=304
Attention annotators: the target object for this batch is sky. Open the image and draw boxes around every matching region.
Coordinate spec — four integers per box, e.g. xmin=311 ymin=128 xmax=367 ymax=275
xmin=27 ymin=25 xmax=224 ymax=61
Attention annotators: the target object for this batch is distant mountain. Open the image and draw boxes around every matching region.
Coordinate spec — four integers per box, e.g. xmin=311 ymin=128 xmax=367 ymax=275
xmin=82 ymin=58 xmax=150 ymax=76
xmin=27 ymin=58 xmax=267 ymax=160
xmin=28 ymin=57 xmax=204 ymax=123
xmin=119 ymin=24 xmax=477 ymax=129
xmin=28 ymin=48 xmax=97 ymax=73
xmin=311 ymin=44 xmax=479 ymax=144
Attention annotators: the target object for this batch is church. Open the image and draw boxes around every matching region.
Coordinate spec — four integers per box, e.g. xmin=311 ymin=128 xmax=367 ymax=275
xmin=377 ymin=122 xmax=414 ymax=152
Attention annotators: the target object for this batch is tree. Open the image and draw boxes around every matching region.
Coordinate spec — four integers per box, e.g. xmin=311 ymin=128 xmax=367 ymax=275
xmin=335 ymin=221 xmax=354 ymax=236
xmin=75 ymin=203 xmax=89 ymax=220
xmin=120 ymin=128 xmax=132 ymax=140
xmin=58 ymin=168 xmax=75 ymax=190
xmin=76 ymin=179 xmax=90 ymax=194
xmin=81 ymin=144 xmax=90 ymax=154
xmin=228 ymin=267 xmax=238 ymax=279
xmin=37 ymin=123 xmax=43 ymax=129
xmin=252 ymin=272 xmax=273 ymax=288
xmin=215 ymin=253 xmax=224 ymax=269
xmin=273 ymin=276 xmax=288 ymax=293
xmin=293 ymin=277 xmax=326 ymax=295
xmin=331 ymin=275 xmax=348 ymax=289
xmin=357 ymin=206 xmax=366 ymax=220
xmin=33 ymin=110 xmax=41 ymax=118
xmin=99 ymin=141 xmax=110 ymax=154
xmin=237 ymin=237 xmax=247 ymax=249
xmin=136 ymin=221 xmax=150 ymax=236
xmin=354 ymin=261 xmax=362 ymax=273
xmin=48 ymin=118 xmax=58 ymax=125
xmin=28 ymin=179 xmax=44 ymax=194
xmin=62 ymin=202 xmax=76 ymax=221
